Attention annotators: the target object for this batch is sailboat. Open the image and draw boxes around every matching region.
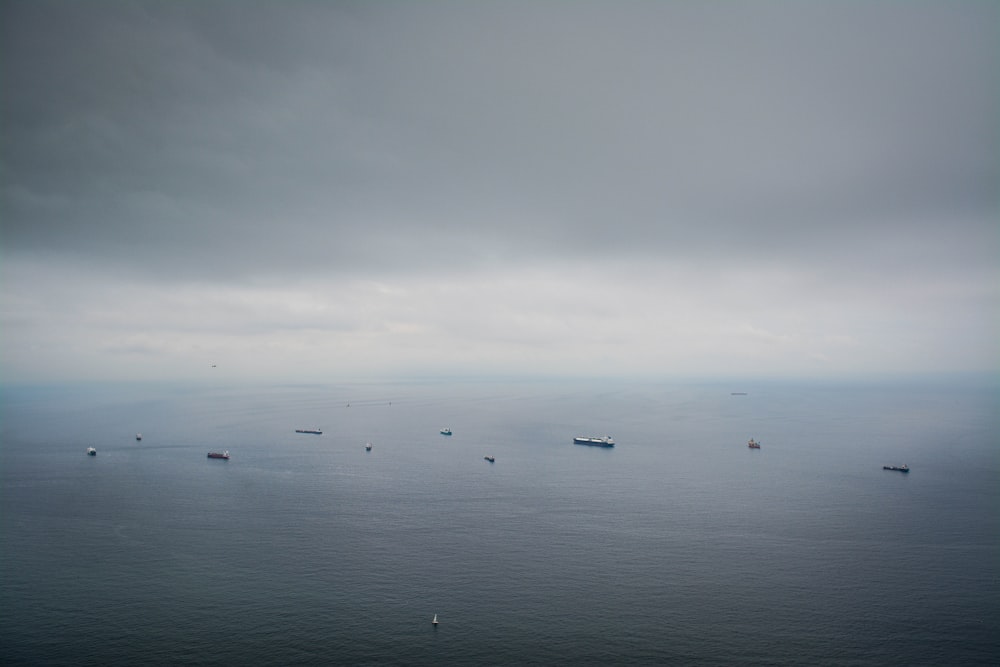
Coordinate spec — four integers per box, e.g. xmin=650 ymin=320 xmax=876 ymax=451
xmin=432 ymin=614 xmax=438 ymax=626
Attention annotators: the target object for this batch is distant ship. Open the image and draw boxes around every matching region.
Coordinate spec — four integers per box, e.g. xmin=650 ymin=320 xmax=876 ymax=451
xmin=365 ymin=442 xmax=373 ymax=451
xmin=440 ymin=428 xmax=452 ymax=436
xmin=87 ymin=447 xmax=97 ymax=456
xmin=295 ymin=428 xmax=323 ymax=435
xmin=748 ymin=438 xmax=761 ymax=449
xmin=207 ymin=451 xmax=230 ymax=460
xmin=136 ymin=433 xmax=142 ymax=441
xmin=574 ymin=436 xmax=615 ymax=447
xmin=883 ymin=464 xmax=909 ymax=473
xmin=484 ymin=455 xmax=495 ymax=463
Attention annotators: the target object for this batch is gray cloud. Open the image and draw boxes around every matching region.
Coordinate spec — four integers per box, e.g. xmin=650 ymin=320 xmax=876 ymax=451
xmin=1 ymin=1 xmax=997 ymax=381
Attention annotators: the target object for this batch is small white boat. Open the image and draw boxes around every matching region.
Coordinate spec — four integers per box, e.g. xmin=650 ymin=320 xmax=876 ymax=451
xmin=365 ymin=442 xmax=373 ymax=451
xmin=86 ymin=447 xmax=97 ymax=456
xmin=484 ymin=455 xmax=495 ymax=463
xmin=432 ymin=614 xmax=439 ymax=625
xmin=136 ymin=433 xmax=142 ymax=441
xmin=440 ymin=428 xmax=452 ymax=436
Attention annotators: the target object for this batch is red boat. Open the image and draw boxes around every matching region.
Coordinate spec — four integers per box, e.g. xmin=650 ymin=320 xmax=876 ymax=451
xmin=207 ymin=450 xmax=230 ymax=460
xmin=748 ymin=438 xmax=760 ymax=449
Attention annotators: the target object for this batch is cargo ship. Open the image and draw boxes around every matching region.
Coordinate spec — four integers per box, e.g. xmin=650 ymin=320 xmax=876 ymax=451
xmin=207 ymin=450 xmax=230 ymax=460
xmin=295 ymin=428 xmax=323 ymax=435
xmin=573 ymin=436 xmax=615 ymax=447
xmin=883 ymin=464 xmax=909 ymax=472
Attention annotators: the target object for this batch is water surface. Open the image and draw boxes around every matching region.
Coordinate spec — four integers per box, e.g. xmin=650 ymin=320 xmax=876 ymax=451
xmin=2 ymin=378 xmax=997 ymax=665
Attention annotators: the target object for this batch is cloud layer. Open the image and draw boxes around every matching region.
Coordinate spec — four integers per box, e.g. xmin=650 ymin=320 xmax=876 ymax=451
xmin=2 ymin=1 xmax=997 ymax=382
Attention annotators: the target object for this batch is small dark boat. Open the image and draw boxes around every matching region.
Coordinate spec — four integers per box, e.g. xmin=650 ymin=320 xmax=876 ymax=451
xmin=484 ymin=455 xmax=495 ymax=463
xmin=207 ymin=450 xmax=230 ymax=460
xmin=295 ymin=428 xmax=322 ymax=435
xmin=748 ymin=438 xmax=761 ymax=449
xmin=883 ymin=464 xmax=909 ymax=472
xmin=440 ymin=428 xmax=452 ymax=436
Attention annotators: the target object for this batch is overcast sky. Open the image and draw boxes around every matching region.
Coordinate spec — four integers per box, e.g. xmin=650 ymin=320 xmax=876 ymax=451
xmin=1 ymin=0 xmax=997 ymax=384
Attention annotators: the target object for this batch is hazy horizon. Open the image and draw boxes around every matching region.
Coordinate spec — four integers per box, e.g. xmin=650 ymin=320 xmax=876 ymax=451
xmin=2 ymin=1 xmax=997 ymax=385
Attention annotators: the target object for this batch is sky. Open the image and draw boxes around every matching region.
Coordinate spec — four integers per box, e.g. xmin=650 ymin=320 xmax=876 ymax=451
xmin=1 ymin=0 xmax=998 ymax=384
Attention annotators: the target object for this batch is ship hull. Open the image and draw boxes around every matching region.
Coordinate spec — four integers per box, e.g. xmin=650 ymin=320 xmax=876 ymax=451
xmin=573 ymin=437 xmax=615 ymax=447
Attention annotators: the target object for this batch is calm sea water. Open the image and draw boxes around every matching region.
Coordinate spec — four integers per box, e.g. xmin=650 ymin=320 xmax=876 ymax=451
xmin=2 ymin=377 xmax=998 ymax=665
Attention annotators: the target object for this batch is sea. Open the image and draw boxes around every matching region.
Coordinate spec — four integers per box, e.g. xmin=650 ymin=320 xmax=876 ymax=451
xmin=1 ymin=376 xmax=997 ymax=666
